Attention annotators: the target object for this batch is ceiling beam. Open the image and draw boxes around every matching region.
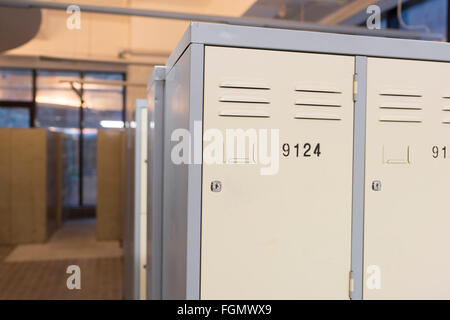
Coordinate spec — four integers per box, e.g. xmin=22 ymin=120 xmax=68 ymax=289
xmin=318 ymin=0 xmax=378 ymax=25
xmin=0 ymin=0 xmax=441 ymax=40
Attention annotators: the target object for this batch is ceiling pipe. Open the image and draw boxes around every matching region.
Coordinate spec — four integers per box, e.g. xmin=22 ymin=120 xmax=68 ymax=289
xmin=0 ymin=0 xmax=443 ymax=40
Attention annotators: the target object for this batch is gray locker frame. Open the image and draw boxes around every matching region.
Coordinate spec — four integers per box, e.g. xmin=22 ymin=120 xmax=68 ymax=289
xmin=134 ymin=99 xmax=148 ymax=300
xmin=147 ymin=66 xmax=166 ymax=300
xmin=152 ymin=22 xmax=450 ymax=300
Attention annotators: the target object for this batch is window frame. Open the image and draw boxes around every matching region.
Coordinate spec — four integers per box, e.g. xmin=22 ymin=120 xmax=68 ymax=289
xmin=0 ymin=67 xmax=126 ymax=208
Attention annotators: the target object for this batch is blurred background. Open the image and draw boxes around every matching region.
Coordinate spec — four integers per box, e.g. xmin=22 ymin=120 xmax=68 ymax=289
xmin=0 ymin=0 xmax=448 ymax=300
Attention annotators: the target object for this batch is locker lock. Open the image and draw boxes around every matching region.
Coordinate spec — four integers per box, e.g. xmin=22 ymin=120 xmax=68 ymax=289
xmin=372 ymin=180 xmax=382 ymax=191
xmin=210 ymin=181 xmax=222 ymax=192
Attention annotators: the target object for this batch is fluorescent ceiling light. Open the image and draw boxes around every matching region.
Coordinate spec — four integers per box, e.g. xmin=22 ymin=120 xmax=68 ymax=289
xmin=100 ymin=120 xmax=124 ymax=128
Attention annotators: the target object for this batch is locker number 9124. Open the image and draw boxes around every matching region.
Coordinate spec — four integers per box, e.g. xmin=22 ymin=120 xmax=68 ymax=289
xmin=282 ymin=143 xmax=321 ymax=158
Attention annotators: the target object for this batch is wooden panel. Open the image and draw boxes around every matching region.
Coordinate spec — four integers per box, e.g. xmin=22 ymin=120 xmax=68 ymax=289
xmin=97 ymin=129 xmax=125 ymax=241
xmin=0 ymin=129 xmax=12 ymax=244
xmin=10 ymin=129 xmax=48 ymax=243
xmin=0 ymin=129 xmax=61 ymax=244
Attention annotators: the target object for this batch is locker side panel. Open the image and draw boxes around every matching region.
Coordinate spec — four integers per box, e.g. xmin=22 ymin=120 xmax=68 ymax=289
xmin=201 ymin=46 xmax=355 ymax=299
xmin=147 ymin=68 xmax=166 ymax=300
xmin=161 ymin=47 xmax=191 ymax=300
xmin=364 ymin=58 xmax=450 ymax=299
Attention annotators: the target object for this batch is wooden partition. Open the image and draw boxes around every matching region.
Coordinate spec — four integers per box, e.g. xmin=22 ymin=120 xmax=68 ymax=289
xmin=0 ymin=128 xmax=62 ymax=244
xmin=97 ymin=129 xmax=126 ymax=241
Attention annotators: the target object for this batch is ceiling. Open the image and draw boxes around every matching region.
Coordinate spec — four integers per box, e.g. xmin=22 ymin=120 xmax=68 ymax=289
xmin=0 ymin=0 xmax=432 ymax=65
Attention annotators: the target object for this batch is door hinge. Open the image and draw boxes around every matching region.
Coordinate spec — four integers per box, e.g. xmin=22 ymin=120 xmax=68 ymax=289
xmin=349 ymin=270 xmax=354 ymax=299
xmin=353 ymin=73 xmax=358 ymax=102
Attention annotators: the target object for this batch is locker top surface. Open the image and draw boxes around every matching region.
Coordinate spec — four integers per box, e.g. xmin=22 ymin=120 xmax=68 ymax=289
xmin=148 ymin=65 xmax=166 ymax=92
xmin=166 ymin=22 xmax=450 ymax=71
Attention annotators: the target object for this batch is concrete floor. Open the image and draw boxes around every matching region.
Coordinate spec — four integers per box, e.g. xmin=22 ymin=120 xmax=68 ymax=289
xmin=0 ymin=218 xmax=124 ymax=300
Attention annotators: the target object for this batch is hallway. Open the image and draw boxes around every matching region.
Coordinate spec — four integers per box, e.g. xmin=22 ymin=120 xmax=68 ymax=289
xmin=0 ymin=219 xmax=123 ymax=300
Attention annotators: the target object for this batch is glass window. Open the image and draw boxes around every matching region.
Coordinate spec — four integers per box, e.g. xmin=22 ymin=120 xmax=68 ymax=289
xmin=389 ymin=0 xmax=448 ymax=37
xmin=36 ymin=71 xmax=82 ymax=207
xmin=401 ymin=0 xmax=447 ymax=36
xmin=82 ymin=72 xmax=124 ymax=206
xmin=83 ymin=128 xmax=98 ymax=206
xmin=0 ymin=68 xmax=125 ymax=209
xmin=36 ymin=71 xmax=81 ymax=128
xmin=60 ymin=129 xmax=81 ymax=207
xmin=84 ymin=72 xmax=124 ymax=129
xmin=0 ymin=107 xmax=30 ymax=128
xmin=0 ymin=70 xmax=32 ymax=101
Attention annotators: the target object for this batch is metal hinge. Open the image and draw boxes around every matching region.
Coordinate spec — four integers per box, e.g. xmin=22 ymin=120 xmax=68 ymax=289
xmin=353 ymin=73 xmax=358 ymax=102
xmin=349 ymin=270 xmax=354 ymax=299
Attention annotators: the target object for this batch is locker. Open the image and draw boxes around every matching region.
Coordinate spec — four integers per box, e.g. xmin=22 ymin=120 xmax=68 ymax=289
xmin=363 ymin=58 xmax=450 ymax=299
xmin=146 ymin=22 xmax=450 ymax=300
xmin=201 ymin=46 xmax=354 ymax=299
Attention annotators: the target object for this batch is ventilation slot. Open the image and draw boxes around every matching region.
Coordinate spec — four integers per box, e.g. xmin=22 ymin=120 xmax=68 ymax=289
xmin=380 ymin=91 xmax=422 ymax=98
xmin=295 ymin=100 xmax=341 ymax=108
xmin=220 ymin=81 xmax=270 ymax=90
xmin=379 ymin=116 xmax=422 ymax=123
xmin=294 ymin=113 xmax=341 ymax=121
xmin=219 ymin=96 xmax=269 ymax=104
xmin=295 ymin=84 xmax=342 ymax=94
xmin=380 ymin=105 xmax=422 ymax=110
xmin=219 ymin=108 xmax=270 ymax=118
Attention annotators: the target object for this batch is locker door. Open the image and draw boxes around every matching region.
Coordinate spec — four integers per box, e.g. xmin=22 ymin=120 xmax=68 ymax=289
xmin=201 ymin=46 xmax=355 ymax=299
xmin=364 ymin=58 xmax=450 ymax=299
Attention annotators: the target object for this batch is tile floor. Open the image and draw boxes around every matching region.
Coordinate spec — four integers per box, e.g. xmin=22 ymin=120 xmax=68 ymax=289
xmin=0 ymin=218 xmax=124 ymax=300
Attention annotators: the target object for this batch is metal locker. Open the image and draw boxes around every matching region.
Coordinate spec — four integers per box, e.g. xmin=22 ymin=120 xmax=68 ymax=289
xmin=363 ymin=58 xmax=450 ymax=299
xmin=201 ymin=46 xmax=355 ymax=299
xmin=149 ymin=22 xmax=450 ymax=300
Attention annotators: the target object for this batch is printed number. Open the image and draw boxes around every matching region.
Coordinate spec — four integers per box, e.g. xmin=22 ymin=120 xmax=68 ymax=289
xmin=282 ymin=143 xmax=290 ymax=157
xmin=282 ymin=143 xmax=321 ymax=158
xmin=432 ymin=146 xmax=447 ymax=159
xmin=303 ymin=143 xmax=311 ymax=157
xmin=314 ymin=143 xmax=321 ymax=157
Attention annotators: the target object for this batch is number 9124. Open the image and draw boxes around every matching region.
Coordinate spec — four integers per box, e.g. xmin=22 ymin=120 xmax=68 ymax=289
xmin=282 ymin=143 xmax=321 ymax=158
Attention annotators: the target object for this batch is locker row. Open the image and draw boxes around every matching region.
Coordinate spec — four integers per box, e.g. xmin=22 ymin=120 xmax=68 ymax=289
xmin=128 ymin=23 xmax=450 ymax=300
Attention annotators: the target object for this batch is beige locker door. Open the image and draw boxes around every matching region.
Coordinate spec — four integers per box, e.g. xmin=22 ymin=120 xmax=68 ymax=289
xmin=364 ymin=58 xmax=450 ymax=299
xmin=201 ymin=46 xmax=355 ymax=299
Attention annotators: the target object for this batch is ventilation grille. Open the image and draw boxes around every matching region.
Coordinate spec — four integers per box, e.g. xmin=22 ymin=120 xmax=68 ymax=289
xmin=442 ymin=95 xmax=450 ymax=124
xmin=218 ymin=80 xmax=271 ymax=118
xmin=293 ymin=84 xmax=343 ymax=121
xmin=378 ymin=89 xmax=423 ymax=124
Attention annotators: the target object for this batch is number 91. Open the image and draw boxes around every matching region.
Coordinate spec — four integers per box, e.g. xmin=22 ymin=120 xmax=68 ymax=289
xmin=432 ymin=146 xmax=447 ymax=159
